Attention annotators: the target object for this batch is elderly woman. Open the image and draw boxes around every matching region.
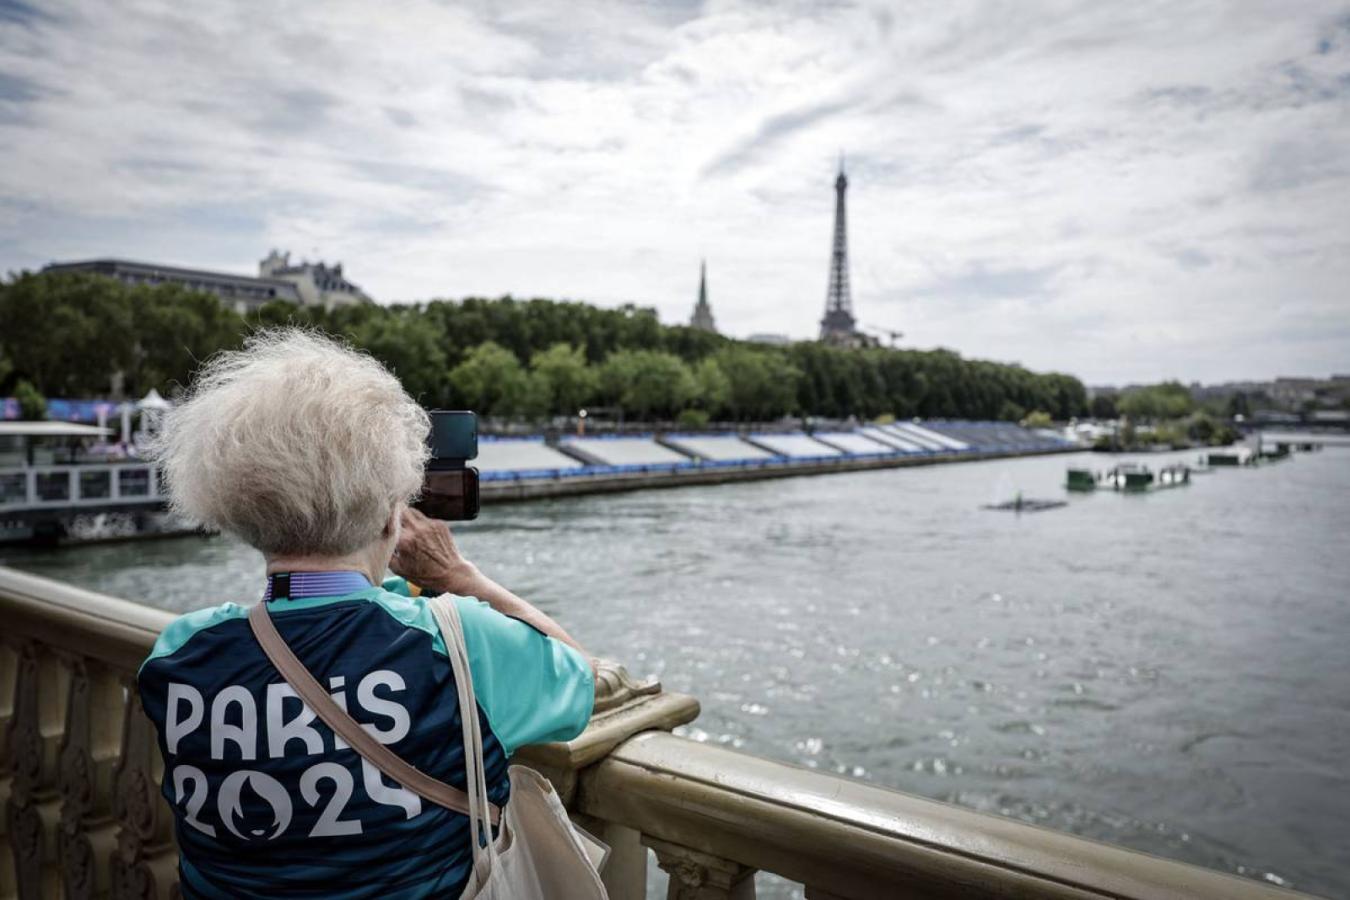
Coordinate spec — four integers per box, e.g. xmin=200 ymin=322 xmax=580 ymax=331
xmin=137 ymin=330 xmax=594 ymax=899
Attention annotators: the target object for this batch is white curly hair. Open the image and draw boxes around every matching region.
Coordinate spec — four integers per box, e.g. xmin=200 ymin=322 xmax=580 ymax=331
xmin=151 ymin=328 xmax=430 ymax=557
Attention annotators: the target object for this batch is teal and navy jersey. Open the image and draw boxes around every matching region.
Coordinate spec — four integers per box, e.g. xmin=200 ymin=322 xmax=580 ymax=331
xmin=137 ymin=573 xmax=594 ymax=899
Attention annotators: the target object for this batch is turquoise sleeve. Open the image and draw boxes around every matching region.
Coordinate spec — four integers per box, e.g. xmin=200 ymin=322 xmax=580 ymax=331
xmin=139 ymin=603 xmax=249 ymax=674
xmin=452 ymin=596 xmax=595 ymax=756
xmin=382 ymin=576 xmax=417 ymax=597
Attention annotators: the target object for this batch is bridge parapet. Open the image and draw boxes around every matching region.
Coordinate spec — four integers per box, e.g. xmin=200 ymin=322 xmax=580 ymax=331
xmin=0 ymin=566 xmax=1312 ymax=899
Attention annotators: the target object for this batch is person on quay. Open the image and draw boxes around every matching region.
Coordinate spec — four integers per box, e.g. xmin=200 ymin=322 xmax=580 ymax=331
xmin=137 ymin=329 xmax=595 ymax=898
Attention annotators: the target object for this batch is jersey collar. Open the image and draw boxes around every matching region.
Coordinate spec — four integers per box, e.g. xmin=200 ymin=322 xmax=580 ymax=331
xmin=263 ymin=570 xmax=373 ymax=601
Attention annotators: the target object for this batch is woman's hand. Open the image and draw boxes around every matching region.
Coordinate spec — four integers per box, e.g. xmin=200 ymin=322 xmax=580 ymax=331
xmin=390 ymin=507 xmax=482 ymax=596
xmin=395 ymin=508 xmax=593 ymax=667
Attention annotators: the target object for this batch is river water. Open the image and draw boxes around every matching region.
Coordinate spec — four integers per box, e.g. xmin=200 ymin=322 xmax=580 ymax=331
xmin=5 ymin=448 xmax=1348 ymax=897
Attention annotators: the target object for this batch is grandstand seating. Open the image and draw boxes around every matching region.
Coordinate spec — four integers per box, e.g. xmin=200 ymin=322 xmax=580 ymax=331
xmin=475 ymin=423 xmax=1070 ymax=482
xmin=560 ymin=436 xmax=694 ymax=466
xmin=812 ymin=432 xmax=896 ymax=455
xmin=857 ymin=426 xmax=927 ymax=452
xmin=664 ymin=434 xmax=777 ymax=462
xmin=748 ymin=434 xmax=843 ymax=458
xmin=894 ymin=422 xmax=970 ymax=450
xmin=475 ymin=437 xmax=584 ymax=473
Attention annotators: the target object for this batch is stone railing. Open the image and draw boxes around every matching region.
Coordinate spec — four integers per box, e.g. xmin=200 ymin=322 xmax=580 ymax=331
xmin=0 ymin=566 xmax=1313 ymax=900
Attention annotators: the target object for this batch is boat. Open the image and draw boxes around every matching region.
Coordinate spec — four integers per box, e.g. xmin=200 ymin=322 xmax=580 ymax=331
xmin=984 ymin=496 xmax=1067 ymax=512
xmin=1258 ymin=443 xmax=1292 ymax=461
xmin=1066 ymin=467 xmax=1098 ymax=491
xmin=1094 ymin=462 xmax=1190 ymax=493
xmin=1099 ymin=462 xmax=1150 ymax=491
xmin=1205 ymin=446 xmax=1255 ymax=467
xmin=0 ymin=421 xmax=182 ymax=544
xmin=1154 ymin=463 xmax=1191 ymax=488
xmin=1121 ymin=465 xmax=1154 ymax=492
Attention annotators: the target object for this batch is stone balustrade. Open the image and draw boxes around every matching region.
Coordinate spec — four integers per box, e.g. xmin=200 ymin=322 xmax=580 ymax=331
xmin=0 ymin=565 xmax=1313 ymax=900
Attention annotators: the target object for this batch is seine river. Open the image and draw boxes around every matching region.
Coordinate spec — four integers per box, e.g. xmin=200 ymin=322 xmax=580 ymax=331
xmin=5 ymin=448 xmax=1348 ymax=897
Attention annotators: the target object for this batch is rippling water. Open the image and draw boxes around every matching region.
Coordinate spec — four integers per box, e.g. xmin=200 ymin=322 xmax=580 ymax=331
xmin=6 ymin=448 xmax=1349 ymax=897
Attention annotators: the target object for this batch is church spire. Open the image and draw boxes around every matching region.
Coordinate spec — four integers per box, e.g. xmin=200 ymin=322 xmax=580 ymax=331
xmin=690 ymin=259 xmax=717 ymax=333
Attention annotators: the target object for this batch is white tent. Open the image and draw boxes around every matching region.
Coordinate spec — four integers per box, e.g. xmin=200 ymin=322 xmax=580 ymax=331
xmin=138 ymin=388 xmax=172 ymax=411
xmin=137 ymin=388 xmax=172 ymax=444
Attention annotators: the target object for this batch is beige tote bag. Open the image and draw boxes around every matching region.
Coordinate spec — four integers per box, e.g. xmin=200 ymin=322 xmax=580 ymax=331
xmin=248 ymin=596 xmax=608 ymax=899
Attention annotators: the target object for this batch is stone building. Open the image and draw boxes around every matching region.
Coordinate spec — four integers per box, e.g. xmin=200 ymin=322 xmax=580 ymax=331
xmin=42 ymin=258 xmax=302 ymax=315
xmin=44 ymin=251 xmax=374 ymax=314
xmin=259 ymin=250 xmax=372 ymax=309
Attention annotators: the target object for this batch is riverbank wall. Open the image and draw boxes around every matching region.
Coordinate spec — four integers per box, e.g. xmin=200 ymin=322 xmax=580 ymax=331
xmin=481 ymin=444 xmax=1078 ymax=503
xmin=479 ymin=420 xmax=1079 ymax=504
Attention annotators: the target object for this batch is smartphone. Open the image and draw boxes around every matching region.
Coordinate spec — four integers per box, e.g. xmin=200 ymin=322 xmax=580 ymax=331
xmin=413 ymin=410 xmax=480 ymax=520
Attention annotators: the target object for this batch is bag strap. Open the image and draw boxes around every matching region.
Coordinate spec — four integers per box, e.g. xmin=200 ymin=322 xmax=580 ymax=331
xmin=247 ymin=601 xmax=501 ymax=827
xmin=429 ymin=595 xmax=501 ymax=882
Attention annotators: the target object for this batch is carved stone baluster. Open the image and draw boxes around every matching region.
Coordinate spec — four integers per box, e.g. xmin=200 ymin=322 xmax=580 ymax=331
xmin=109 ymin=678 xmax=176 ymax=900
xmin=647 ymin=837 xmax=757 ymax=900
xmin=2 ymin=639 xmax=17 ymax=733
xmin=2 ymin=640 xmax=20 ymax=897
xmin=567 ymin=812 xmax=647 ymax=900
xmin=6 ymin=641 xmax=70 ymax=900
xmin=57 ymin=658 xmax=125 ymax=899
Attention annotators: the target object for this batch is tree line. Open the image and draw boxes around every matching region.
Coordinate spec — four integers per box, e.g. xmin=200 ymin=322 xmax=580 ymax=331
xmin=0 ymin=271 xmax=1089 ymax=423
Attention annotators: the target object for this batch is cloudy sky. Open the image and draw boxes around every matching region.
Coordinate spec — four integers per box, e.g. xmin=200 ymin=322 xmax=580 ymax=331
xmin=1 ymin=1 xmax=1347 ymax=384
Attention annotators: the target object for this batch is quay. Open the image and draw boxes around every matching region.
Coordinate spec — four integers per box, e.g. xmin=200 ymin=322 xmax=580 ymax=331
xmin=477 ymin=421 xmax=1076 ymax=503
xmin=1250 ymin=430 xmax=1349 ymax=448
xmin=2 ymin=421 xmax=1076 ymax=540
xmin=0 ymin=566 xmax=1314 ymax=899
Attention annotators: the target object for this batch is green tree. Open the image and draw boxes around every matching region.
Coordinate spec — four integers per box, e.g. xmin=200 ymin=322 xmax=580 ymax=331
xmin=1187 ymin=412 xmax=1216 ymax=444
xmin=676 ymin=408 xmax=710 ymax=429
xmin=691 ymin=357 xmax=730 ymax=414
xmin=248 ymin=299 xmax=322 ymax=330
xmin=1117 ymin=382 xmax=1194 ymax=421
xmin=713 ymin=346 xmax=800 ymax=420
xmin=342 ymin=309 xmax=451 ymax=406
xmin=449 ymin=342 xmax=531 ymax=417
xmin=1023 ymin=410 xmax=1054 ymax=428
xmin=599 ymin=350 xmax=696 ymax=419
xmin=1090 ymin=393 xmax=1118 ymax=419
xmin=13 ymin=379 xmax=46 ymax=420
xmin=0 ymin=272 xmax=135 ymax=395
xmin=529 ymin=343 xmax=597 ymax=415
xmin=126 ymin=284 xmax=246 ymax=395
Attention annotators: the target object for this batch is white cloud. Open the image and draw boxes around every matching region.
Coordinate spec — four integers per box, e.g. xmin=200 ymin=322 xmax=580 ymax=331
xmin=1 ymin=0 xmax=1347 ymax=384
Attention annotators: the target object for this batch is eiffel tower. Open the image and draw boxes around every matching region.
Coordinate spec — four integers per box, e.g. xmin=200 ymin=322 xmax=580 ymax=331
xmin=819 ymin=157 xmax=860 ymax=345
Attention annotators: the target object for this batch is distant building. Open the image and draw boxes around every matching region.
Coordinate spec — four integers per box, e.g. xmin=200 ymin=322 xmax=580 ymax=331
xmin=44 ymin=251 xmax=374 ymax=315
xmin=747 ymin=333 xmax=792 ymax=346
xmin=689 ymin=260 xmax=717 ymax=333
xmin=259 ymin=250 xmax=372 ymax=309
xmin=1253 ymin=409 xmax=1301 ymax=425
xmin=1268 ymin=377 xmax=1320 ymax=408
xmin=43 ymin=258 xmax=301 ymax=314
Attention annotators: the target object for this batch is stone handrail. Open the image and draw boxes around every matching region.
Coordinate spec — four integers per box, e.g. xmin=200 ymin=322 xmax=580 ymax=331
xmin=0 ymin=565 xmax=1315 ymax=899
